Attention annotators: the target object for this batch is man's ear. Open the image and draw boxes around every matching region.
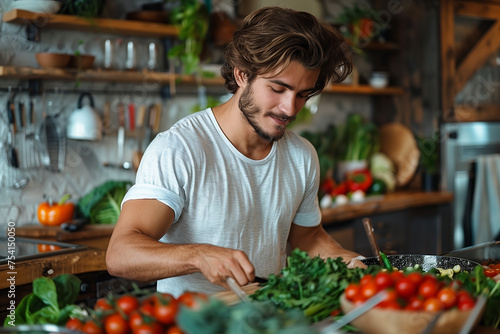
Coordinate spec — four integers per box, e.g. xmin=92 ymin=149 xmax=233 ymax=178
xmin=234 ymin=67 xmax=248 ymax=88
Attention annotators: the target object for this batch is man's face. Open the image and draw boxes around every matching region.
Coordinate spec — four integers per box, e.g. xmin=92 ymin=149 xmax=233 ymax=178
xmin=238 ymin=61 xmax=320 ymax=142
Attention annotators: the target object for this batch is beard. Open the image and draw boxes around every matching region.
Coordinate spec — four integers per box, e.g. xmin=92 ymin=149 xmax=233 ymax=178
xmin=238 ymin=82 xmax=296 ymax=142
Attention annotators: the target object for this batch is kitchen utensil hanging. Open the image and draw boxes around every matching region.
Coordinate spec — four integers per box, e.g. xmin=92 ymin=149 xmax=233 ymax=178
xmin=39 ymin=100 xmax=66 ymax=172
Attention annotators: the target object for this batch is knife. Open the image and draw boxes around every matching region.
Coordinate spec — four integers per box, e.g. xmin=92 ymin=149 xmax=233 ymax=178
xmin=226 ymin=277 xmax=250 ymax=303
xmin=61 ymin=217 xmax=89 ymax=232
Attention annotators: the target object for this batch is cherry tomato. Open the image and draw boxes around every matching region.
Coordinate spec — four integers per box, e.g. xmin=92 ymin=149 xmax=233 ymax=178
xmin=379 ymin=289 xmax=398 ymax=308
xmin=360 ymin=274 xmax=374 ymax=286
xmin=177 ymin=291 xmax=208 ymax=310
xmin=82 ymin=320 xmax=104 ymax=334
xmin=484 ymin=269 xmax=499 ymax=278
xmin=405 ymin=296 xmax=424 ymax=310
xmin=134 ymin=322 xmax=164 ymax=334
xmin=437 ymin=287 xmax=457 ymax=309
xmin=95 ymin=297 xmax=114 ymax=311
xmin=390 ymin=270 xmax=404 ymax=282
xmin=374 ymin=271 xmax=394 ymax=290
xmin=139 ymin=296 xmax=156 ymax=317
xmin=154 ymin=294 xmax=178 ymax=325
xmin=457 ymin=291 xmax=476 ymax=311
xmin=406 ymin=272 xmax=424 ymax=287
xmin=330 ymin=308 xmax=341 ymax=317
xmin=395 ymin=277 xmax=417 ymax=299
xmin=166 ymin=326 xmax=184 ymax=334
xmin=418 ymin=279 xmax=439 ymax=299
xmin=422 ymin=297 xmax=443 ymax=312
xmin=361 ymin=280 xmax=378 ymax=300
xmin=344 ymin=283 xmax=361 ymax=301
xmin=116 ymin=295 xmax=139 ymax=316
xmin=130 ymin=311 xmax=148 ymax=332
xmin=65 ymin=317 xmax=83 ymax=331
xmin=104 ymin=313 xmax=130 ymax=334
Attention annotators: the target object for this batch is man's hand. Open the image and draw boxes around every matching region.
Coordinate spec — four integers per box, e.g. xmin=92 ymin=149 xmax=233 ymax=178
xmin=195 ymin=244 xmax=256 ymax=288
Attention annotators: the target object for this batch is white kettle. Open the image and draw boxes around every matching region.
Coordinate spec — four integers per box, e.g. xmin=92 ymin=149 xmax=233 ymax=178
xmin=67 ymin=92 xmax=102 ymax=140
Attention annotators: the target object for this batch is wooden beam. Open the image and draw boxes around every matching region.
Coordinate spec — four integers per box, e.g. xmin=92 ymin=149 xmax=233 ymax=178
xmin=455 ymin=20 xmax=500 ymax=94
xmin=440 ymin=0 xmax=456 ymax=120
xmin=455 ymin=0 xmax=500 ymax=19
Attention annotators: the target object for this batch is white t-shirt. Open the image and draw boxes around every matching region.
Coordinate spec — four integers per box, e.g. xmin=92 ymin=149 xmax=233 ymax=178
xmin=122 ymin=108 xmax=321 ymax=297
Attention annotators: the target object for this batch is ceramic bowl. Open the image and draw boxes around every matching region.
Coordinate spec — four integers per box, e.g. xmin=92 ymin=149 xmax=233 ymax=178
xmin=35 ymin=53 xmax=71 ymax=69
xmin=10 ymin=0 xmax=62 ymax=14
xmin=67 ymin=54 xmax=95 ymax=69
xmin=340 ymin=294 xmax=484 ymax=334
xmin=369 ymin=71 xmax=389 ymax=89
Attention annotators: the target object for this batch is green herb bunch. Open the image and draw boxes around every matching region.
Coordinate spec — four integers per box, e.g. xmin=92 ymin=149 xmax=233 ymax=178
xmin=251 ymin=249 xmax=371 ymax=322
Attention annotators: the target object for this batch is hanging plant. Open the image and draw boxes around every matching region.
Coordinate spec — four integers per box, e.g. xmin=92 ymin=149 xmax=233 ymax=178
xmin=167 ymin=0 xmax=210 ymax=75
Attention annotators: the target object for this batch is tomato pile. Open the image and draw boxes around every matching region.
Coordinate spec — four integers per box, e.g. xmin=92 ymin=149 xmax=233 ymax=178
xmin=344 ymin=270 xmax=477 ymax=312
xmin=66 ymin=291 xmax=208 ymax=334
xmin=483 ymin=263 xmax=500 ymax=279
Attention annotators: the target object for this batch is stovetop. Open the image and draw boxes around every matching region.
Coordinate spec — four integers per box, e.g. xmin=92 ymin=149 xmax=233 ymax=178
xmin=0 ymin=236 xmax=87 ymax=265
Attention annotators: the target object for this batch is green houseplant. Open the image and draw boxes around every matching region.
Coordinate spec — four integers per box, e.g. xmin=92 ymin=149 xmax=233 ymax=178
xmin=416 ymin=133 xmax=440 ymax=191
xmin=167 ymin=0 xmax=210 ymax=75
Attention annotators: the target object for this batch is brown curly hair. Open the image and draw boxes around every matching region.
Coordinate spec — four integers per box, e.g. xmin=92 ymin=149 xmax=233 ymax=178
xmin=221 ymin=6 xmax=352 ymax=97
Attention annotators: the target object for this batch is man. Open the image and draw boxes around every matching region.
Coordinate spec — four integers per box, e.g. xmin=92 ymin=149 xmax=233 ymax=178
xmin=106 ymin=6 xmax=364 ymax=297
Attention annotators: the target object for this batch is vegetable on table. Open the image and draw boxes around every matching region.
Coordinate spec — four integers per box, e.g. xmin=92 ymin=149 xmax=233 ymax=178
xmin=76 ymin=180 xmax=132 ymax=224
xmin=37 ymin=194 xmax=75 ymax=226
xmin=346 ymin=168 xmax=373 ymax=193
xmin=4 ymin=274 xmax=83 ymax=327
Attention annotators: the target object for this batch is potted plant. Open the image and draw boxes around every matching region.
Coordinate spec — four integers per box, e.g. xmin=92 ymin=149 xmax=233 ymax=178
xmin=335 ymin=113 xmax=379 ymax=182
xmin=166 ymin=0 xmax=210 ymax=76
xmin=416 ymin=133 xmax=440 ymax=191
xmin=335 ymin=4 xmax=383 ymax=54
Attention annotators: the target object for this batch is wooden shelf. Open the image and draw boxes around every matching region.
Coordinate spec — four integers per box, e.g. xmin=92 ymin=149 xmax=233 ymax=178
xmin=323 ymin=84 xmax=404 ymax=95
xmin=2 ymin=9 xmax=179 ymax=38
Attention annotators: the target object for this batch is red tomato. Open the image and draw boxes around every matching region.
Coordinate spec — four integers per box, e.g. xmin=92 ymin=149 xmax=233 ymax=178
xmin=406 ymin=272 xmax=424 ymax=287
xmin=330 ymin=308 xmax=341 ymax=317
xmin=154 ymin=294 xmax=179 ymax=325
xmin=361 ymin=280 xmax=378 ymax=300
xmin=116 ymin=295 xmax=139 ymax=316
xmin=130 ymin=311 xmax=148 ymax=332
xmin=82 ymin=320 xmax=104 ymax=334
xmin=95 ymin=297 xmax=114 ymax=311
xmin=140 ymin=296 xmax=156 ymax=317
xmin=166 ymin=326 xmax=184 ymax=334
xmin=177 ymin=291 xmax=208 ymax=310
xmin=390 ymin=270 xmax=404 ymax=282
xmin=405 ymin=296 xmax=424 ymax=311
xmin=134 ymin=322 xmax=164 ymax=334
xmin=457 ymin=291 xmax=476 ymax=311
xmin=65 ymin=317 xmax=83 ymax=331
xmin=344 ymin=283 xmax=361 ymax=302
xmin=418 ymin=279 xmax=439 ymax=299
xmin=379 ymin=289 xmax=398 ymax=308
xmin=422 ymin=297 xmax=444 ymax=312
xmin=437 ymin=287 xmax=457 ymax=309
xmin=360 ymin=274 xmax=374 ymax=286
xmin=374 ymin=271 xmax=394 ymax=290
xmin=104 ymin=313 xmax=130 ymax=334
xmin=395 ymin=277 xmax=417 ymax=299
xmin=484 ymin=269 xmax=499 ymax=278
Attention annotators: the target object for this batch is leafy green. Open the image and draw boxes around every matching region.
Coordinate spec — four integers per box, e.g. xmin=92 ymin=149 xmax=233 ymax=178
xmin=3 ymin=274 xmax=83 ymax=327
xmin=454 ymin=266 xmax=500 ymax=329
xmin=177 ymin=297 xmax=316 ymax=334
xmin=76 ymin=180 xmax=132 ymax=224
xmin=337 ymin=113 xmax=379 ymax=162
xmin=251 ymin=249 xmax=373 ymax=322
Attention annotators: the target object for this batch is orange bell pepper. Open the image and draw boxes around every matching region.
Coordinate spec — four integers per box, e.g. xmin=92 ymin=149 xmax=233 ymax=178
xmin=37 ymin=194 xmax=75 ymax=226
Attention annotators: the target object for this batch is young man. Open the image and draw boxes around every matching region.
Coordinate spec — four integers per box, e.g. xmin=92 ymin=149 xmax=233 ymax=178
xmin=106 ymin=6 xmax=364 ymax=297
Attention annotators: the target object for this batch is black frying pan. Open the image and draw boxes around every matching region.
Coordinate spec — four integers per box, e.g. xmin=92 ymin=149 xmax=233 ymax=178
xmin=362 ymin=254 xmax=480 ymax=272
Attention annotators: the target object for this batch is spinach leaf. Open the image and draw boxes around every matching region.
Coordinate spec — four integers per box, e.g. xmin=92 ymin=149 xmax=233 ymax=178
xmin=53 ymin=273 xmax=82 ymax=308
xmin=33 ymin=277 xmax=59 ymax=312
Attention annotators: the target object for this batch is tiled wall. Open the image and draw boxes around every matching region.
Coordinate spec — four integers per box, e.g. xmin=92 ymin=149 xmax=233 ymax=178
xmin=0 ymin=0 xmax=370 ymax=229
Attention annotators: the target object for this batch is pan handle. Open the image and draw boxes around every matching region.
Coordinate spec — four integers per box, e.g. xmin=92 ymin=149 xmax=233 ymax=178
xmin=362 ymin=218 xmax=384 ymax=267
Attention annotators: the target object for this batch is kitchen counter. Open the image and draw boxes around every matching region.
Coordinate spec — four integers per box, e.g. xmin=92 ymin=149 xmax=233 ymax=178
xmin=321 ymin=190 xmax=453 ymax=224
xmin=0 ymin=230 xmax=110 ymax=289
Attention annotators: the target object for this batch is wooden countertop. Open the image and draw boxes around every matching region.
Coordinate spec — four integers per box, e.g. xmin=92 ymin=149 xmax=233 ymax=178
xmin=321 ymin=191 xmax=454 ymax=225
xmin=0 ymin=231 xmax=111 ymax=289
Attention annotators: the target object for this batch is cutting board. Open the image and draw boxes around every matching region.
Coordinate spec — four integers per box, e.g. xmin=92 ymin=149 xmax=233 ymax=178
xmin=15 ymin=224 xmax=115 ymax=242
